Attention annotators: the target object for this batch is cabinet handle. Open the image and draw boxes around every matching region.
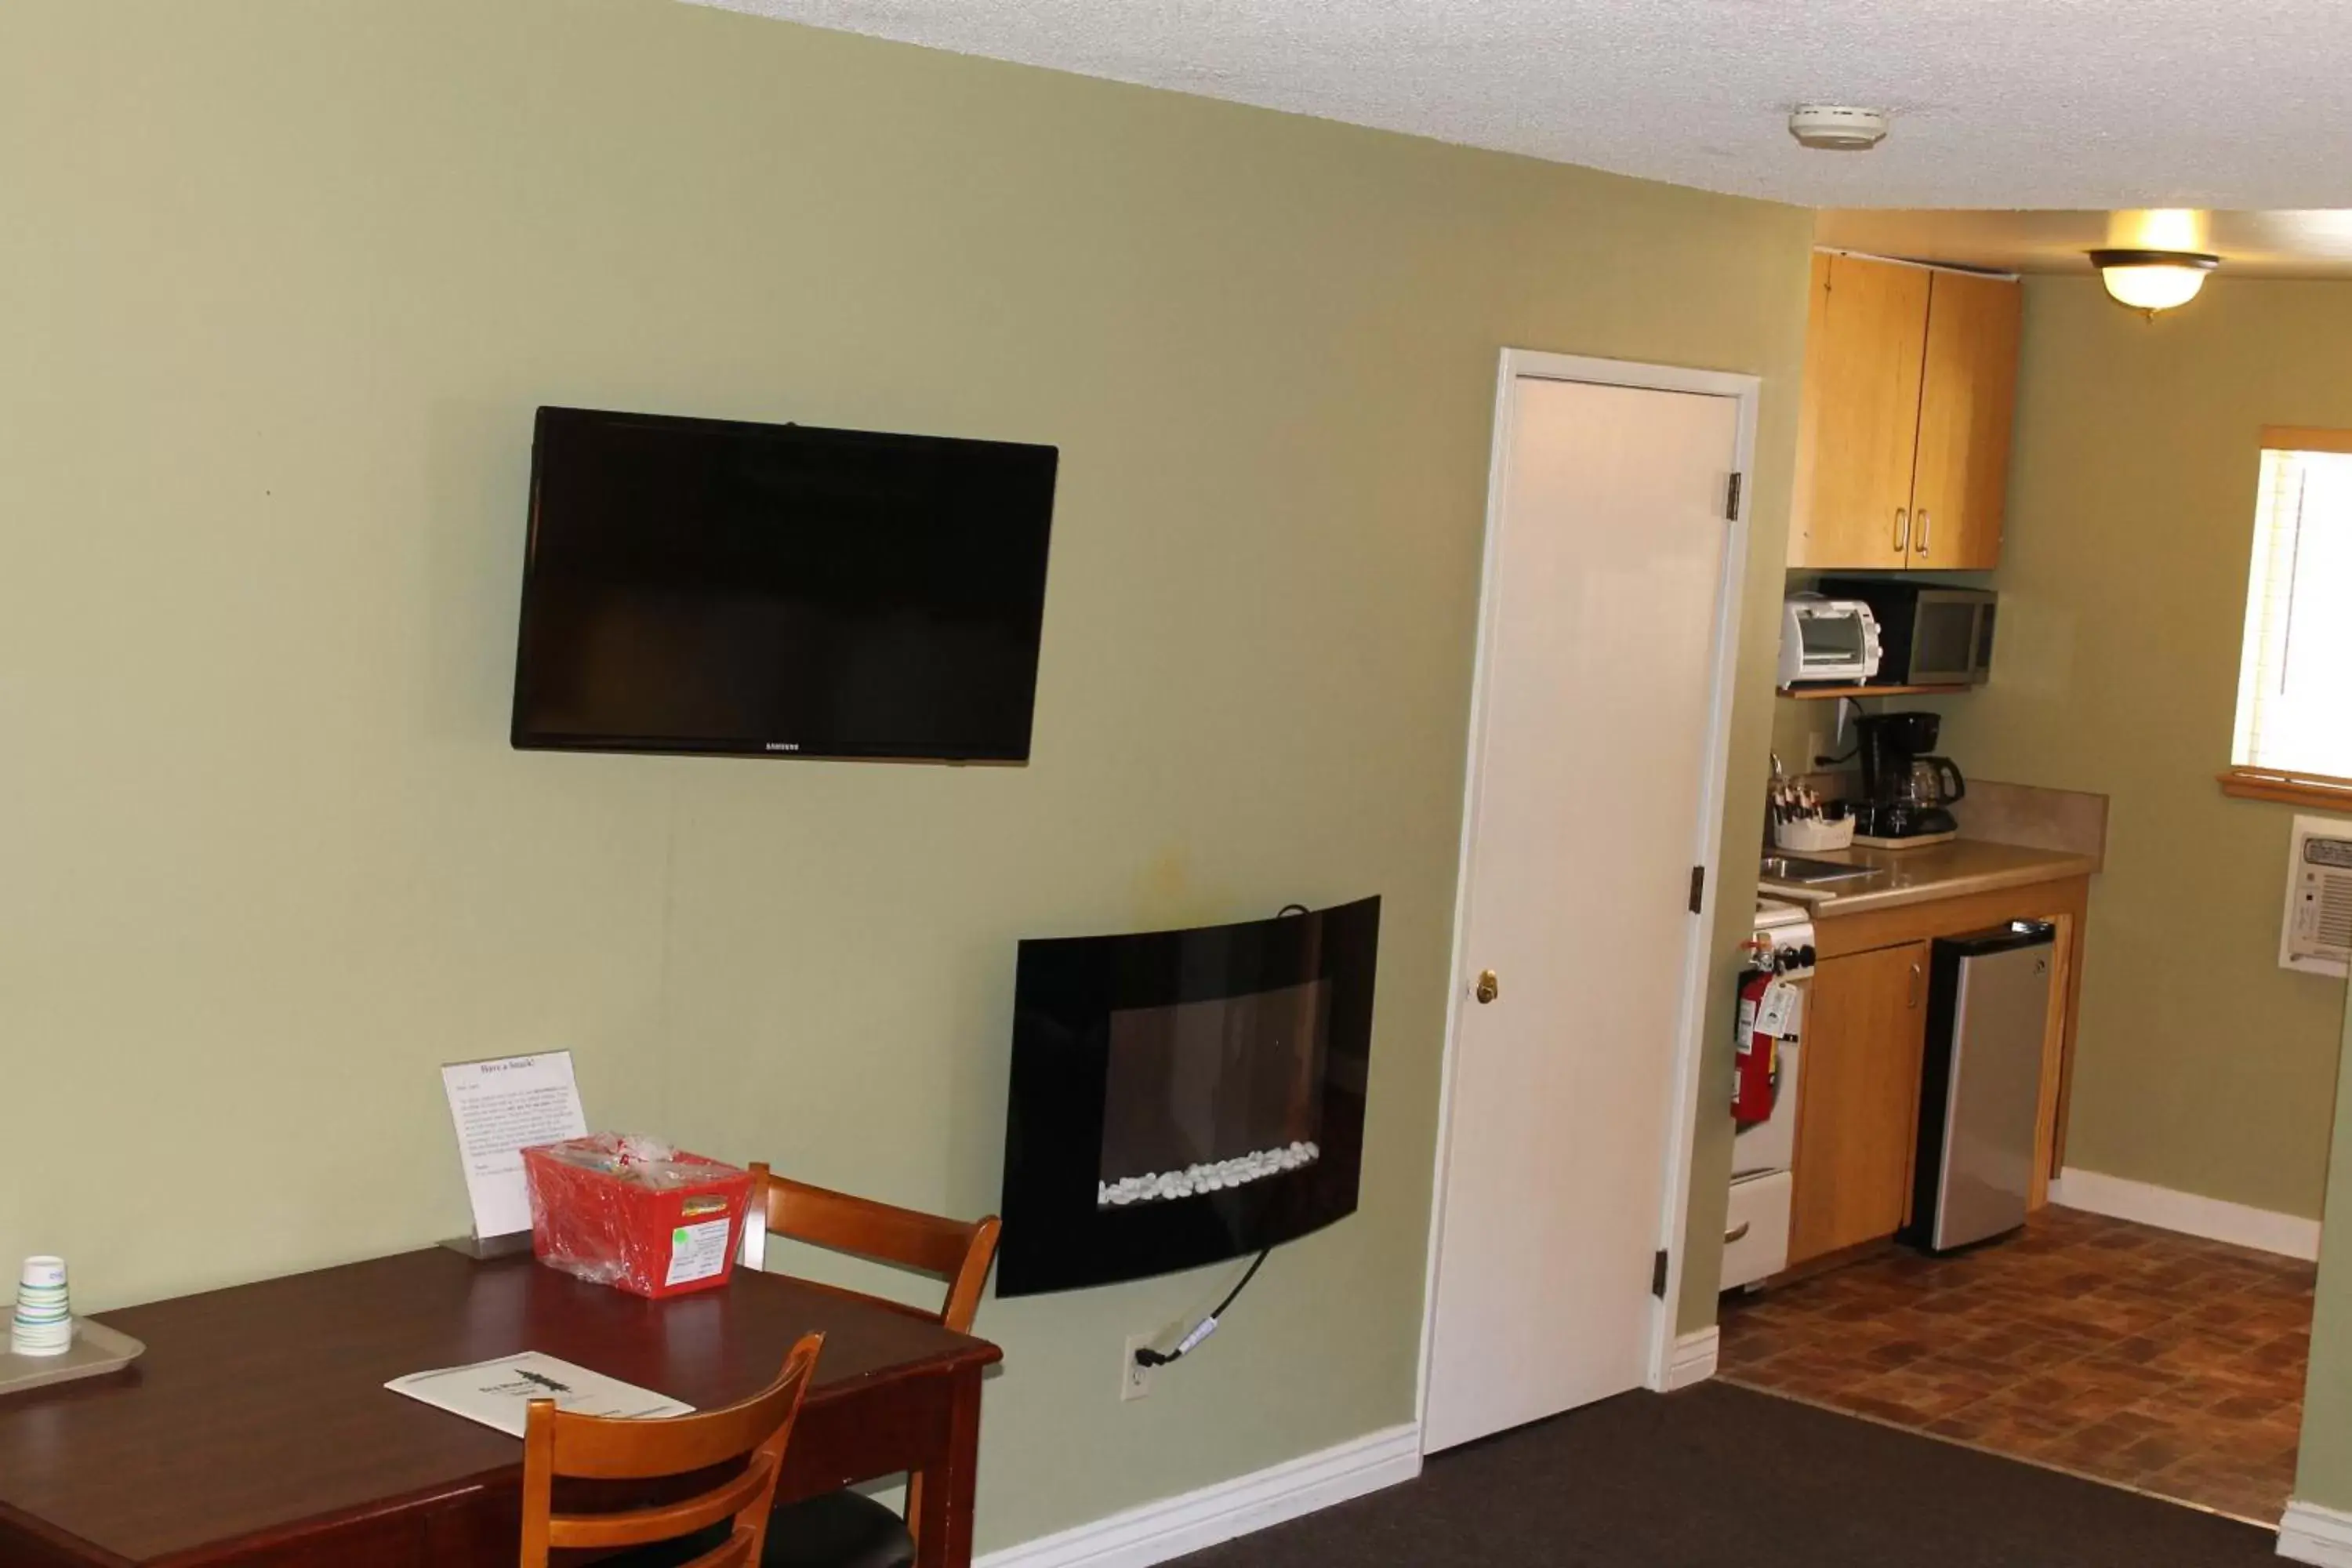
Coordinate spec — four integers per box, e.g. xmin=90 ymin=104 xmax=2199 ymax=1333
xmin=1893 ymin=507 xmax=1910 ymax=554
xmin=1916 ymin=509 xmax=1932 ymax=557
xmin=1908 ymin=961 xmax=1924 ymax=1009
xmin=1725 ymin=1221 xmax=1752 ymax=1245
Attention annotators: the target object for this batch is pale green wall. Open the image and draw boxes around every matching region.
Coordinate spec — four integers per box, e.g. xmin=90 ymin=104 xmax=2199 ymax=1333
xmin=1921 ymin=278 xmax=2352 ymax=1218
xmin=0 ymin=0 xmax=1809 ymax=1546
xmin=2295 ymin=987 xmax=2352 ymax=1511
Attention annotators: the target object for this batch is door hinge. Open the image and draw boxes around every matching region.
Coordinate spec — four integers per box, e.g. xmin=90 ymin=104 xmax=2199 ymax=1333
xmin=1651 ymin=1249 xmax=1669 ymax=1298
xmin=1688 ymin=865 xmax=1705 ymax=914
xmin=1725 ymin=471 xmax=1743 ymax=521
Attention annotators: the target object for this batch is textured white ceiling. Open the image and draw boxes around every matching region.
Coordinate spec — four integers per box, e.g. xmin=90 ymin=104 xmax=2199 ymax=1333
xmin=686 ymin=0 xmax=2352 ymax=210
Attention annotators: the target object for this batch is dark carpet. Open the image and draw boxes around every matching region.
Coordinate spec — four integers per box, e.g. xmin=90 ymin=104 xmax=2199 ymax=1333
xmin=1169 ymin=1384 xmax=2276 ymax=1567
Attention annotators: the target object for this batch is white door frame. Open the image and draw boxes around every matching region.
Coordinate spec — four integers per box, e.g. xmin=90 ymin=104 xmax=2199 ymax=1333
xmin=1415 ymin=348 xmax=1759 ymax=1432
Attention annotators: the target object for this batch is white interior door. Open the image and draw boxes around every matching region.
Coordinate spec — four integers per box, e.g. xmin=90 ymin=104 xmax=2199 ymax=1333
xmin=1422 ymin=368 xmax=1742 ymax=1452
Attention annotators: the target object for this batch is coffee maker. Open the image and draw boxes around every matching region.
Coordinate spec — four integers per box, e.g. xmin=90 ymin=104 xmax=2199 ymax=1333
xmin=1852 ymin=711 xmax=1967 ymax=847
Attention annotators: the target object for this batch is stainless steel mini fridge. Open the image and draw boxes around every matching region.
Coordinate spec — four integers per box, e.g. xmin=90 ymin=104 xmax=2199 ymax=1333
xmin=1902 ymin=920 xmax=2056 ymax=1254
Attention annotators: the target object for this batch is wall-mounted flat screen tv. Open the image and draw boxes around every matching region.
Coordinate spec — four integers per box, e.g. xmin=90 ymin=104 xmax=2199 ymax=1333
xmin=512 ymin=406 xmax=1058 ymax=761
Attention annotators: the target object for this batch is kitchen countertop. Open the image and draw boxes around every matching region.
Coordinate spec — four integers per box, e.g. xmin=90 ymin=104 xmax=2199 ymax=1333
xmin=1759 ymin=837 xmax=2097 ymax=917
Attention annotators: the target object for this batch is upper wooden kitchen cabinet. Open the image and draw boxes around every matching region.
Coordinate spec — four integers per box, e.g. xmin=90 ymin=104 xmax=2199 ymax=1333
xmin=1791 ymin=252 xmax=1926 ymax=570
xmin=1909 ymin=268 xmax=2024 ymax=568
xmin=1789 ymin=252 xmax=2023 ymax=572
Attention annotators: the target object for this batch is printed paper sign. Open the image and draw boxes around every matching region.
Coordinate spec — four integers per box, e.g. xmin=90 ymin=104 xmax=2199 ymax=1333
xmin=666 ymin=1218 xmax=734 ymax=1288
xmin=1755 ymin=979 xmax=1804 ymax=1041
xmin=441 ymin=1051 xmax=589 ymax=1240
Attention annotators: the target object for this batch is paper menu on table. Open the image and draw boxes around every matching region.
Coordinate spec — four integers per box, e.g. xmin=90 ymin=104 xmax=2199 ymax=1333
xmin=385 ymin=1352 xmax=691 ymax=1439
xmin=441 ymin=1051 xmax=588 ymax=1240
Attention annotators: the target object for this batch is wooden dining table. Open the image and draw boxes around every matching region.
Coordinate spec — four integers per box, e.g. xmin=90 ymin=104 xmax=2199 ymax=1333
xmin=0 ymin=1247 xmax=1000 ymax=1567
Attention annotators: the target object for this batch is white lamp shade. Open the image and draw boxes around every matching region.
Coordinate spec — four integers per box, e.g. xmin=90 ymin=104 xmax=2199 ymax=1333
xmin=2091 ymin=250 xmax=2219 ymax=313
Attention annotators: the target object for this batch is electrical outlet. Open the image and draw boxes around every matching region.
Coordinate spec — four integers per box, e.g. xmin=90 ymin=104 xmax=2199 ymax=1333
xmin=1806 ymin=730 xmax=1829 ymax=769
xmin=1120 ymin=1334 xmax=1156 ymax=1402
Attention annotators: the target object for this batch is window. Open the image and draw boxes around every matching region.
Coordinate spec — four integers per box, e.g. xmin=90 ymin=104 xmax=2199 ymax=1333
xmin=2225 ymin=429 xmax=2352 ymax=808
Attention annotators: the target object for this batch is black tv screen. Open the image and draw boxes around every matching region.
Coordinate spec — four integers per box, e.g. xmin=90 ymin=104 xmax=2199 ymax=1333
xmin=511 ymin=406 xmax=1058 ymax=761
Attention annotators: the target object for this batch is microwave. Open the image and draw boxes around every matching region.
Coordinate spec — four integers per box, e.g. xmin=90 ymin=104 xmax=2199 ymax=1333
xmin=1778 ymin=596 xmax=1882 ymax=686
xmin=1817 ymin=579 xmax=1997 ymax=686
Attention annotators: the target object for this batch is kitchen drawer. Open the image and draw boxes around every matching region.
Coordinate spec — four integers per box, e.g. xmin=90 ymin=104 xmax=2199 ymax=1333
xmin=1722 ymin=1170 xmax=1792 ymax=1290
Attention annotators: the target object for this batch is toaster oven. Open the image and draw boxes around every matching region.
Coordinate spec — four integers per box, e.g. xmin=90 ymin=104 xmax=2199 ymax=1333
xmin=1778 ymin=596 xmax=1882 ymax=687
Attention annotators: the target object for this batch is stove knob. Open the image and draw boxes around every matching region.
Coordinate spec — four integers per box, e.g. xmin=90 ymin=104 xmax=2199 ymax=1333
xmin=1798 ymin=944 xmax=1817 ymax=968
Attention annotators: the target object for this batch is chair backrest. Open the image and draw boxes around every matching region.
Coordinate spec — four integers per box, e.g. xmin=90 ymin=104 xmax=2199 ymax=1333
xmin=742 ymin=1163 xmax=1002 ymax=1333
xmin=518 ymin=1333 xmax=824 ymax=1568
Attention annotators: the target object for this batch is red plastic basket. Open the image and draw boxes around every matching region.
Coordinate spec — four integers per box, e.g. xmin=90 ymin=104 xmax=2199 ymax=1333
xmin=522 ymin=1136 xmax=754 ymax=1300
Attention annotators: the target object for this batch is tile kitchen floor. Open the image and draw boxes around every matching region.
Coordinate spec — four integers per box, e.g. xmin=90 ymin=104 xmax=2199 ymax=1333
xmin=1716 ymin=1207 xmax=2314 ymax=1525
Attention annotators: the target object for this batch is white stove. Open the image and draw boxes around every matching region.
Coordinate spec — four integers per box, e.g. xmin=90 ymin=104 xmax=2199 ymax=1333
xmin=1723 ymin=899 xmax=1815 ymax=1291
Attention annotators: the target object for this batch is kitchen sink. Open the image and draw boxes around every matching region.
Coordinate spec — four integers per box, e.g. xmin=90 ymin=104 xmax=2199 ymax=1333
xmin=1759 ymin=853 xmax=1880 ymax=887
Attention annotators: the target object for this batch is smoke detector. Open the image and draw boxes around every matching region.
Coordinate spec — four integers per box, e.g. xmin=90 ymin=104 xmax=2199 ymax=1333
xmin=1789 ymin=106 xmax=1889 ymax=151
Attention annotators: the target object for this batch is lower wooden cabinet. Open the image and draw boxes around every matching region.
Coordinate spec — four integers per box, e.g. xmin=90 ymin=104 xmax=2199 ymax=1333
xmin=1788 ymin=939 xmax=1931 ymax=1265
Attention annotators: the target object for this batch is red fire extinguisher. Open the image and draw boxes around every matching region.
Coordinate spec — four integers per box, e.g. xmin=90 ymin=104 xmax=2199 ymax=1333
xmin=1732 ymin=968 xmax=1779 ymax=1127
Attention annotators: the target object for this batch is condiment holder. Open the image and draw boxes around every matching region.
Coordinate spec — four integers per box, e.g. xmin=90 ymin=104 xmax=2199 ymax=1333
xmin=1767 ymin=759 xmax=1856 ymax=852
xmin=1773 ymin=813 xmax=1856 ymax=852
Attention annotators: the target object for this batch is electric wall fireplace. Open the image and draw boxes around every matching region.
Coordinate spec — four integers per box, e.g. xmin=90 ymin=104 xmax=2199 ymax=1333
xmin=996 ymin=896 xmax=1379 ymax=1296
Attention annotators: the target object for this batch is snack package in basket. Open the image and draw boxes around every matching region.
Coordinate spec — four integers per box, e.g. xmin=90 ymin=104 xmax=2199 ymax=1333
xmin=522 ymin=1134 xmax=754 ymax=1299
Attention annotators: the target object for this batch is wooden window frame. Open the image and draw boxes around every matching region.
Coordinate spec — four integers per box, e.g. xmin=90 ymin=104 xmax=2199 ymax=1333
xmin=2259 ymin=426 xmax=2352 ymax=456
xmin=2219 ymin=767 xmax=2352 ymax=812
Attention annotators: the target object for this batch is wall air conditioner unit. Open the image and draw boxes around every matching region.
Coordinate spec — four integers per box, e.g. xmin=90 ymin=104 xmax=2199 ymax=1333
xmin=2280 ymin=815 xmax=2352 ymax=978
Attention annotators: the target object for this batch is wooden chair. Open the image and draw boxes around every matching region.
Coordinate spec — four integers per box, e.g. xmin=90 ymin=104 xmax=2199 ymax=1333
xmin=740 ymin=1164 xmax=1001 ymax=1568
xmin=519 ymin=1333 xmax=824 ymax=1568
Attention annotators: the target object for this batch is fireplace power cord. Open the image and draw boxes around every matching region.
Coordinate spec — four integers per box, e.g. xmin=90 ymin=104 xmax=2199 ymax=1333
xmin=1133 ymin=1247 xmax=1272 ymax=1369
xmin=1135 ymin=900 xmax=1301 ymax=1372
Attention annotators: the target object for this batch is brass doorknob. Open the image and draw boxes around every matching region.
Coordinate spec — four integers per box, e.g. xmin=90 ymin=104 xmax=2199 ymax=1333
xmin=1475 ymin=970 xmax=1500 ymax=1004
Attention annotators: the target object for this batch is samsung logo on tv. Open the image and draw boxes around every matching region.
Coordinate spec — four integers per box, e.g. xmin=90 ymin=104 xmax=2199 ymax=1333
xmin=764 ymin=742 xmax=800 ymax=753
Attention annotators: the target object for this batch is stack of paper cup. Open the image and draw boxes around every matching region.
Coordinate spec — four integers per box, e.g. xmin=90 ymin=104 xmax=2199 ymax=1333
xmin=10 ymin=1257 xmax=72 ymax=1357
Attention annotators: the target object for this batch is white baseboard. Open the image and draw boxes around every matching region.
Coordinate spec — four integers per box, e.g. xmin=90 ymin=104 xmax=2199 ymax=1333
xmin=2279 ymin=1500 xmax=2352 ymax=1566
xmin=1665 ymin=1327 xmax=1719 ymax=1391
xmin=2050 ymin=1167 xmax=2321 ymax=1261
xmin=975 ymin=1423 xmax=1422 ymax=1568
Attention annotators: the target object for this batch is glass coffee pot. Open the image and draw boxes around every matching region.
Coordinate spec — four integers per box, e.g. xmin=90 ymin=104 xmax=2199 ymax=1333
xmin=1900 ymin=756 xmax=1968 ymax=809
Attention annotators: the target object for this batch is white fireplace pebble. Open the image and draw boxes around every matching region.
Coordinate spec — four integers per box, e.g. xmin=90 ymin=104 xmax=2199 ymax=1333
xmin=1097 ymin=1142 xmax=1321 ymax=1208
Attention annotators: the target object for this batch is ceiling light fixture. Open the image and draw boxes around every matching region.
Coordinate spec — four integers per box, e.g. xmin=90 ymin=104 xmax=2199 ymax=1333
xmin=1788 ymin=106 xmax=1889 ymax=151
xmin=2088 ymin=248 xmax=2220 ymax=314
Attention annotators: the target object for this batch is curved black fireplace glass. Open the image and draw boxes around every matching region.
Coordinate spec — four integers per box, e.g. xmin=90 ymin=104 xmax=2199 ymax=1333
xmin=996 ymin=896 xmax=1378 ymax=1296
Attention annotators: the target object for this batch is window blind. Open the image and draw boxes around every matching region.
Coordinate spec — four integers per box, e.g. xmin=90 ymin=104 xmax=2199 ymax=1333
xmin=2233 ymin=445 xmax=2352 ymax=781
